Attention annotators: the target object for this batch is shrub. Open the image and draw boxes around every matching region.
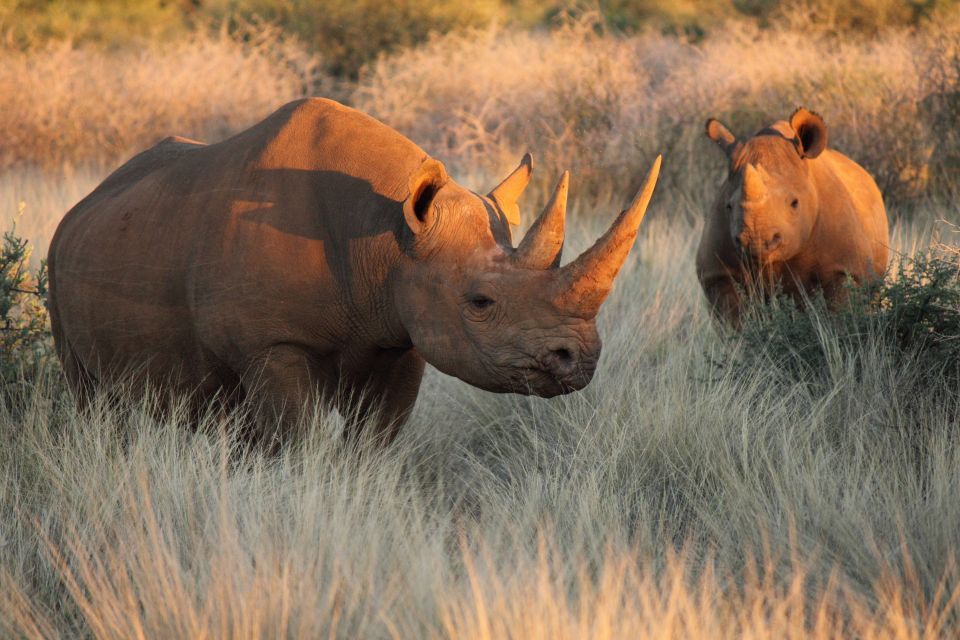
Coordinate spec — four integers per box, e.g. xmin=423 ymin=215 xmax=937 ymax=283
xmin=355 ymin=12 xmax=958 ymax=208
xmin=0 ymin=210 xmax=51 ymax=386
xmin=728 ymin=245 xmax=960 ymax=407
xmin=770 ymin=0 xmax=945 ymax=34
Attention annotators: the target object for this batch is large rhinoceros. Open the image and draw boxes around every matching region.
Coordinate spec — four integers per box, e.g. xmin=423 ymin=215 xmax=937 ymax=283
xmin=49 ymin=98 xmax=661 ymax=444
xmin=697 ymin=107 xmax=888 ymax=325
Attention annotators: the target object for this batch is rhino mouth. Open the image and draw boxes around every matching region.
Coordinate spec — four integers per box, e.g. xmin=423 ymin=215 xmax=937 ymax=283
xmin=468 ymin=350 xmax=597 ymax=397
xmin=737 ymin=242 xmax=786 ymax=271
xmin=736 ymin=224 xmax=790 ymax=265
xmin=513 ymin=362 xmax=596 ymax=398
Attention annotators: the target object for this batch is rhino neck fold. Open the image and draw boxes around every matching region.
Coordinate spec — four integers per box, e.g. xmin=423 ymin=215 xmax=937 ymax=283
xmin=346 ymin=243 xmax=414 ymax=353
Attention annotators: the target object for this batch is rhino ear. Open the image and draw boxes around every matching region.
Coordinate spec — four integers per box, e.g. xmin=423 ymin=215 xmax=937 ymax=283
xmin=706 ymin=118 xmax=740 ymax=158
xmin=790 ymin=107 xmax=827 ymax=159
xmin=403 ymin=158 xmax=448 ymax=234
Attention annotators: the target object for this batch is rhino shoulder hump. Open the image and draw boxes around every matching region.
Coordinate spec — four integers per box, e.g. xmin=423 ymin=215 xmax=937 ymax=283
xmin=282 ymin=97 xmax=372 ymax=130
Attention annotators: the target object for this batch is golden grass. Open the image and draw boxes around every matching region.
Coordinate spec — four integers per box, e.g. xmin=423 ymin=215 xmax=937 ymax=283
xmin=0 ymin=207 xmax=957 ymax=637
xmin=0 ymin=25 xmax=324 ymax=171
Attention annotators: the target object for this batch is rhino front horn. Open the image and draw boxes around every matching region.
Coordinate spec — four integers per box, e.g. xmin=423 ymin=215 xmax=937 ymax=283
xmin=743 ymin=163 xmax=768 ymax=203
xmin=514 ymin=170 xmax=568 ymax=270
xmin=554 ymin=155 xmax=662 ymax=317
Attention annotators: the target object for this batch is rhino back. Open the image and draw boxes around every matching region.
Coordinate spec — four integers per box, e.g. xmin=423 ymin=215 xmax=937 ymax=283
xmin=187 ymin=98 xmax=429 ymax=368
xmin=804 ymin=149 xmax=888 ymax=279
xmin=50 ymin=98 xmax=427 ymax=390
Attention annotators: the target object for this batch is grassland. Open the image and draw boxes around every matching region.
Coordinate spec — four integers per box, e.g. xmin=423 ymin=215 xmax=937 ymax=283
xmin=2 ymin=8 xmax=960 ymax=638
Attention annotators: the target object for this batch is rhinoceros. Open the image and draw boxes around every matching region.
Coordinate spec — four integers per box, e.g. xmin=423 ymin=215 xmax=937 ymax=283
xmin=48 ymin=98 xmax=661 ymax=444
xmin=697 ymin=107 xmax=888 ymax=325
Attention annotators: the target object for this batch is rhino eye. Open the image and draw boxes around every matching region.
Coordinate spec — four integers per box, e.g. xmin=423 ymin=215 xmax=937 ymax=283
xmin=790 ymin=198 xmax=799 ymax=209
xmin=469 ymin=295 xmax=495 ymax=310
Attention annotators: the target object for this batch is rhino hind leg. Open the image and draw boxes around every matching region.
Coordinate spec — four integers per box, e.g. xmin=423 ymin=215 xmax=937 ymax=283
xmin=55 ymin=336 xmax=98 ymax=410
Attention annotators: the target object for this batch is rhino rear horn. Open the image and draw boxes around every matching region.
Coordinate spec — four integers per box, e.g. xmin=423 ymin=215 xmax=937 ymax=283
xmin=489 ymin=153 xmax=533 ymax=226
xmin=554 ymin=155 xmax=661 ymax=318
xmin=514 ymin=171 xmax=568 ymax=270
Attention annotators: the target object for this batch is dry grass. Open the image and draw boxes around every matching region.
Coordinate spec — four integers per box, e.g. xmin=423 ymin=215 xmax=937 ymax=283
xmin=0 ymin=203 xmax=958 ymax=637
xmin=356 ymin=13 xmax=960 ymax=208
xmin=3 ymin=14 xmax=958 ymax=207
xmin=0 ymin=25 xmax=325 ymax=171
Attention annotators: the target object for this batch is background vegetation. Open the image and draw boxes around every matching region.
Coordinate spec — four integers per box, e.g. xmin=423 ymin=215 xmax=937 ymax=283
xmin=1 ymin=1 xmax=960 ymax=637
xmin=5 ymin=3 xmax=960 ymax=209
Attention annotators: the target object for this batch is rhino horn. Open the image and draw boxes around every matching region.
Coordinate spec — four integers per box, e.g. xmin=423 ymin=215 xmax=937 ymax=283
xmin=554 ymin=155 xmax=661 ymax=318
xmin=489 ymin=153 xmax=533 ymax=226
xmin=514 ymin=171 xmax=568 ymax=270
xmin=743 ymin=163 xmax=767 ymax=203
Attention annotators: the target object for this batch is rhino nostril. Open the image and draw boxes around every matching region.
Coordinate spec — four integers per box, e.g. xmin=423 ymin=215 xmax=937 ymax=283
xmin=767 ymin=233 xmax=782 ymax=250
xmin=542 ymin=347 xmax=577 ymax=378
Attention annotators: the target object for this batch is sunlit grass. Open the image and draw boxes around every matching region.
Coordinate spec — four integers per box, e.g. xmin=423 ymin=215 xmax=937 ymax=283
xmin=0 ymin=175 xmax=958 ymax=636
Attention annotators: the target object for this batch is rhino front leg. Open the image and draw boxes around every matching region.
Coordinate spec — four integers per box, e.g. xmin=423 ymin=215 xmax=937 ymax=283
xmin=339 ymin=348 xmax=426 ymax=447
xmin=701 ymin=274 xmax=743 ymax=327
xmin=243 ymin=344 xmax=336 ymax=450
xmin=820 ymin=270 xmax=859 ymax=311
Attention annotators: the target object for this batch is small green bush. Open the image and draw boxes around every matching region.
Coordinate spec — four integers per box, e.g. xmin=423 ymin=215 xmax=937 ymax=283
xmin=728 ymin=246 xmax=960 ymax=404
xmin=0 ymin=212 xmax=51 ymax=386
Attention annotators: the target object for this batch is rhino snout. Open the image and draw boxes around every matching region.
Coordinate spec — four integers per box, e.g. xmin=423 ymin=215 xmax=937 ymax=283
xmin=536 ymin=342 xmax=599 ymax=391
xmin=737 ymin=228 xmax=783 ymax=258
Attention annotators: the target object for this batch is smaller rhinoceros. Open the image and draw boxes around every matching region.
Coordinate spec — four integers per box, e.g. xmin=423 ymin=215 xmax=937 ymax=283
xmin=48 ymin=98 xmax=662 ymax=446
xmin=697 ymin=107 xmax=889 ymax=325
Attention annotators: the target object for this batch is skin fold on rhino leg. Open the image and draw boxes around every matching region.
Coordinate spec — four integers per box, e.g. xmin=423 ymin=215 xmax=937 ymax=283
xmin=242 ymin=344 xmax=425 ymax=450
xmin=337 ymin=348 xmax=426 ymax=447
xmin=49 ymin=289 xmax=98 ymax=410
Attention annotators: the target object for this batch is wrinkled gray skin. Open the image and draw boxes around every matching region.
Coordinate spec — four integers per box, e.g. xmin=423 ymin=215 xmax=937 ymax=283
xmin=697 ymin=107 xmax=889 ymax=325
xmin=48 ymin=98 xmax=661 ymax=446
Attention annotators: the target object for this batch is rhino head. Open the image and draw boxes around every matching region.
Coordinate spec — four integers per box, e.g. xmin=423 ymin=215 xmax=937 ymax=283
xmin=393 ymin=154 xmax=661 ymax=397
xmin=705 ymin=108 xmax=828 ymax=264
